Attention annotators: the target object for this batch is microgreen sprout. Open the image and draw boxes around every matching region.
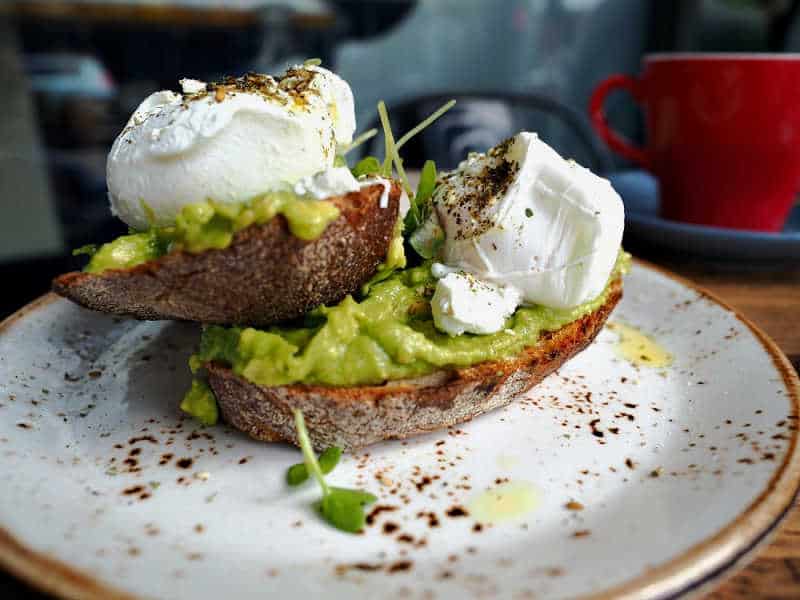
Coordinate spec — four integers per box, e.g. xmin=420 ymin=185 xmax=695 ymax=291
xmin=415 ymin=159 xmax=437 ymax=206
xmin=303 ymin=57 xmax=322 ymax=66
xmin=341 ymin=128 xmax=378 ymax=156
xmin=395 ymin=99 xmax=456 ymax=152
xmin=351 ymin=156 xmax=382 ymax=178
xmin=290 ymin=409 xmax=376 ymax=533
xmin=348 ymin=99 xmax=454 ymax=263
xmin=406 ymin=160 xmax=445 ymax=259
xmin=405 ymin=159 xmax=437 ymax=233
xmin=377 ymin=101 xmax=410 ymax=194
xmin=286 ymin=446 xmax=341 ymax=486
xmin=377 ymin=99 xmax=454 ymax=228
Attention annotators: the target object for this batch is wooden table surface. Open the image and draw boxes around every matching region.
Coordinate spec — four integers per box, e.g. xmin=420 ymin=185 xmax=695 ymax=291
xmin=0 ymin=241 xmax=798 ymax=599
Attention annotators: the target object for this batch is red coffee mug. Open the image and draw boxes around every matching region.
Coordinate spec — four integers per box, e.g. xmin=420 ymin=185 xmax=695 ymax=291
xmin=590 ymin=53 xmax=800 ymax=231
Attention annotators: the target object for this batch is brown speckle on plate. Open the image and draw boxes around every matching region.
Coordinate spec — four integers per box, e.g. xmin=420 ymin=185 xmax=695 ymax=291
xmin=572 ymin=530 xmax=591 ymax=538
xmin=445 ymin=505 xmax=469 ymax=518
xmin=387 ymin=560 xmax=413 ymax=573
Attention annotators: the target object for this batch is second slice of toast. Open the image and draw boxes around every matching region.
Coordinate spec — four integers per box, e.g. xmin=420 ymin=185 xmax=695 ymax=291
xmin=204 ymin=276 xmax=622 ymax=451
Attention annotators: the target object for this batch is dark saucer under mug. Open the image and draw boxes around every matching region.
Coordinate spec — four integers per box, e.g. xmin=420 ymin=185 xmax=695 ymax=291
xmin=609 ymin=170 xmax=800 ymax=262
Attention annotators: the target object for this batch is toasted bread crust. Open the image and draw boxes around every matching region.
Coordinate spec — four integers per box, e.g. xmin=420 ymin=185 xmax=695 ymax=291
xmin=206 ymin=277 xmax=623 ymax=451
xmin=52 ymin=183 xmax=400 ymax=327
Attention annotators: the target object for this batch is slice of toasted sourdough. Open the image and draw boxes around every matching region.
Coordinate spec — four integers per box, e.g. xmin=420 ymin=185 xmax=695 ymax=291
xmin=205 ymin=276 xmax=622 ymax=451
xmin=53 ymin=183 xmax=401 ymax=327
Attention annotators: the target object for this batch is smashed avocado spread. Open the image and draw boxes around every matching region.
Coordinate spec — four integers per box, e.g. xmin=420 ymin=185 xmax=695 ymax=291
xmin=186 ymin=252 xmax=630 ymax=412
xmin=180 ymin=380 xmax=219 ymax=426
xmin=83 ymin=191 xmax=340 ymax=273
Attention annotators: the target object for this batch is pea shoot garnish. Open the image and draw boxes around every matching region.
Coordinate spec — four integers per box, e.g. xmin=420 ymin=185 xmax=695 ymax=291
xmin=351 ymin=156 xmax=382 ymax=178
xmin=289 ymin=409 xmax=377 ymax=533
xmin=347 ymin=99 xmax=454 ymax=267
xmin=406 ymin=160 xmax=445 ymax=259
xmin=286 ymin=445 xmax=341 ymax=486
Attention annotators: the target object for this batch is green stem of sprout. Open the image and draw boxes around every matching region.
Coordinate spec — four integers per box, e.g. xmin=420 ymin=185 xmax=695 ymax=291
xmin=341 ymin=128 xmax=378 ymax=156
xmin=377 ymin=101 xmax=395 ymax=178
xmin=289 ymin=410 xmax=376 ymax=533
xmin=377 ymin=101 xmax=411 ymax=195
xmin=293 ymin=409 xmax=329 ymax=496
xmin=395 ymin=99 xmax=456 ymax=151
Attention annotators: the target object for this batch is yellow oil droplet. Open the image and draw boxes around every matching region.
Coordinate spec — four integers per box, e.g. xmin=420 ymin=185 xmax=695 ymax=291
xmin=607 ymin=322 xmax=673 ymax=368
xmin=468 ymin=481 xmax=540 ymax=524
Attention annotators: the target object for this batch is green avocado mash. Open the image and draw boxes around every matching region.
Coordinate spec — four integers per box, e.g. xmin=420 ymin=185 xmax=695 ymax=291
xmin=84 ymin=191 xmax=340 ymax=273
xmin=179 ymin=379 xmax=219 ymax=426
xmin=186 ymin=253 xmax=630 ymax=411
xmin=83 ymin=230 xmax=169 ymax=273
xmin=360 ymin=218 xmax=407 ymax=294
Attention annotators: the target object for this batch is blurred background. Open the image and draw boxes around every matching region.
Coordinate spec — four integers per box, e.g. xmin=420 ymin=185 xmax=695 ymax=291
xmin=1 ymin=0 xmax=799 ymax=318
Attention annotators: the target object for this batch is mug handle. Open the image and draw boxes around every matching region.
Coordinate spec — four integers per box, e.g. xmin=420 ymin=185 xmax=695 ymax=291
xmin=589 ymin=75 xmax=650 ymax=169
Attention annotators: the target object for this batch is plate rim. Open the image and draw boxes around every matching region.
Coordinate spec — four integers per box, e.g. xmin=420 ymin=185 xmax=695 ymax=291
xmin=0 ymin=261 xmax=797 ymax=600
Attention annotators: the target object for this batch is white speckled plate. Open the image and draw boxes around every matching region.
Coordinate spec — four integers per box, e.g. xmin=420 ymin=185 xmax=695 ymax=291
xmin=0 ymin=261 xmax=798 ymax=600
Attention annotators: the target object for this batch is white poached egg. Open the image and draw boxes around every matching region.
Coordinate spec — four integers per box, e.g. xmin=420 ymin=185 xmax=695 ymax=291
xmin=426 ymin=132 xmax=624 ymax=335
xmin=107 ymin=66 xmax=357 ymax=230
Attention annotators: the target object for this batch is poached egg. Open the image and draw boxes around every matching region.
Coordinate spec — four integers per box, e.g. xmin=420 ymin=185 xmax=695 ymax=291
xmin=107 ymin=66 xmax=356 ymax=230
xmin=426 ymin=132 xmax=624 ymax=336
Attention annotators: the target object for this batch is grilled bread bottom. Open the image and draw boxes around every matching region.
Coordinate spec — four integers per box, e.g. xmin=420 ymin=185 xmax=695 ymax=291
xmin=206 ymin=277 xmax=622 ymax=451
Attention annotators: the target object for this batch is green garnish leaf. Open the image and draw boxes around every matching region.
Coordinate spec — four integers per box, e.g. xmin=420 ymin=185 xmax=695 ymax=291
xmin=290 ymin=409 xmax=376 ymax=533
xmin=416 ymin=159 xmax=437 ymax=205
xmin=286 ymin=463 xmax=309 ymax=486
xmin=525 ymin=208 xmax=534 ymax=218
xmin=404 ymin=160 xmax=444 ymax=259
xmin=317 ymin=487 xmax=377 ymax=533
xmin=304 ymin=58 xmax=322 ymax=66
xmin=404 ymin=159 xmax=437 ymax=235
xmin=329 ymin=486 xmax=378 ymax=505
xmin=351 ymin=156 xmax=382 ymax=178
xmin=317 ymin=494 xmax=363 ymax=532
xmin=286 ymin=445 xmax=342 ymax=486
xmin=72 ymin=244 xmax=98 ymax=257
xmin=318 ymin=446 xmax=342 ymax=473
